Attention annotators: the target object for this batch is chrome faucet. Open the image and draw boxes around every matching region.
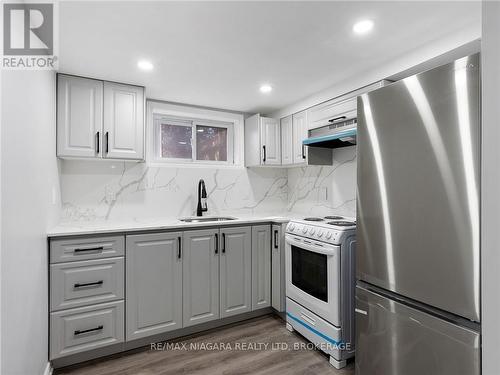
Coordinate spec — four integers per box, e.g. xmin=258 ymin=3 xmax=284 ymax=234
xmin=197 ymin=179 xmax=208 ymax=216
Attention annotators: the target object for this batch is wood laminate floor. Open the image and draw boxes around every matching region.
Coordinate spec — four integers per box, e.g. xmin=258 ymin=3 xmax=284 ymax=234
xmin=55 ymin=314 xmax=354 ymax=375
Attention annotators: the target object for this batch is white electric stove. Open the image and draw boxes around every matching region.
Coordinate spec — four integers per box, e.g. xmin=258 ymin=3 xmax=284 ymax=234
xmin=285 ymin=216 xmax=356 ymax=369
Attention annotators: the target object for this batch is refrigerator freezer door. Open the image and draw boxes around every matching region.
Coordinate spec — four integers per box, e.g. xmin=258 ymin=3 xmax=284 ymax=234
xmin=356 ymin=54 xmax=480 ymax=321
xmin=355 ymin=285 xmax=480 ymax=375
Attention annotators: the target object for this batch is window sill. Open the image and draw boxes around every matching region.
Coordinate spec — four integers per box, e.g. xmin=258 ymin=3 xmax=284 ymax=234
xmin=146 ymin=160 xmax=245 ymax=170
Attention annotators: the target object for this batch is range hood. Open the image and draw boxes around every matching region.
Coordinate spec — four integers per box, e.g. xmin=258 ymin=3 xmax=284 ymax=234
xmin=303 ymin=117 xmax=357 ymax=149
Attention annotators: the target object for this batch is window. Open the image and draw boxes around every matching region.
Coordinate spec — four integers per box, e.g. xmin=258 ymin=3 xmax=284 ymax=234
xmin=196 ymin=124 xmax=228 ymax=161
xmin=160 ymin=121 xmax=192 ymax=160
xmin=154 ymin=114 xmax=234 ymax=164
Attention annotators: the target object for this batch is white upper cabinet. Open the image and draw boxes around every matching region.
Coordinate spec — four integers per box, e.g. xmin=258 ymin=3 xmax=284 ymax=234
xmin=307 ymin=97 xmax=357 ymax=131
xmin=261 ymin=116 xmax=281 ymax=165
xmin=307 ymin=80 xmax=391 ymax=130
xmin=103 ymin=82 xmax=144 ymax=160
xmin=280 ymin=115 xmax=293 ymax=165
xmin=279 ymin=111 xmax=308 ymax=167
xmin=57 ymin=74 xmax=145 ymax=161
xmin=244 ymin=114 xmax=281 ymax=167
xmin=292 ymin=110 xmax=308 ymax=165
xmin=57 ymin=75 xmax=103 ymax=158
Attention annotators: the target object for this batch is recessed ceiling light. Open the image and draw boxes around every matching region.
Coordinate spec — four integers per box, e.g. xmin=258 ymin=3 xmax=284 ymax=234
xmin=353 ymin=19 xmax=374 ymax=35
xmin=137 ymin=60 xmax=154 ymax=71
xmin=260 ymin=84 xmax=273 ymax=94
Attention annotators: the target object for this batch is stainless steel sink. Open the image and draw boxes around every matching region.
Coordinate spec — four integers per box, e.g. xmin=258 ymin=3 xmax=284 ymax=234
xmin=179 ymin=217 xmax=237 ymax=223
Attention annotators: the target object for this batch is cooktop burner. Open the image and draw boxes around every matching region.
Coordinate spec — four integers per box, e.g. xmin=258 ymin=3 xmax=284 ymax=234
xmin=327 ymin=220 xmax=356 ymax=227
xmin=303 ymin=217 xmax=324 ymax=222
xmin=324 ymin=216 xmax=344 ymax=220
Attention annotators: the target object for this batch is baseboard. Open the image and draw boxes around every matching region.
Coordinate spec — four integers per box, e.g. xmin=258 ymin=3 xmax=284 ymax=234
xmin=43 ymin=362 xmax=53 ymax=375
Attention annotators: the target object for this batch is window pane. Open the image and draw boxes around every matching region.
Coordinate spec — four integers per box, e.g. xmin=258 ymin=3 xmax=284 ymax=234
xmin=160 ymin=123 xmax=192 ymax=159
xmin=196 ymin=125 xmax=228 ymax=161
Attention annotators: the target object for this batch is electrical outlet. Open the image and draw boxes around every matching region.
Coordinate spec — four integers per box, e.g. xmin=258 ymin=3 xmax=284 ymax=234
xmin=51 ymin=186 xmax=58 ymax=205
xmin=320 ymin=187 xmax=328 ymax=201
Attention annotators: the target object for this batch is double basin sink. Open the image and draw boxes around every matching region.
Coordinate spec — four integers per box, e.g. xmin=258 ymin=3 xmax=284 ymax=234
xmin=179 ymin=216 xmax=237 ymax=223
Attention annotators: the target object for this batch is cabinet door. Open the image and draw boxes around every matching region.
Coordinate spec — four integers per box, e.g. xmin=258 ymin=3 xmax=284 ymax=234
xmin=126 ymin=232 xmax=182 ymax=340
xmin=57 ymin=75 xmax=103 ymax=158
xmin=271 ymin=224 xmax=285 ymax=312
xmin=220 ymin=226 xmax=252 ymax=318
xmin=280 ymin=116 xmax=293 ymax=165
xmin=183 ymin=229 xmax=220 ymax=327
xmin=260 ymin=117 xmax=281 ymax=165
xmin=252 ymin=225 xmax=271 ymax=310
xmin=292 ymin=110 xmax=308 ymax=164
xmin=103 ymin=82 xmax=144 ymax=160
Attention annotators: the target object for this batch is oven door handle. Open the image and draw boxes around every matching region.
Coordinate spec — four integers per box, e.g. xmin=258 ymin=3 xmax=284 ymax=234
xmin=285 ymin=234 xmax=339 ymax=256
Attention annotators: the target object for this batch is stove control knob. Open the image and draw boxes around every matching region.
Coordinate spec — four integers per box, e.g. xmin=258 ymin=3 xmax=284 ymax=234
xmin=310 ymin=228 xmax=315 ymax=235
xmin=289 ymin=223 xmax=295 ymax=231
xmin=317 ymin=230 xmax=324 ymax=238
xmin=326 ymin=231 xmax=333 ymax=240
xmin=302 ymin=226 xmax=308 ymax=234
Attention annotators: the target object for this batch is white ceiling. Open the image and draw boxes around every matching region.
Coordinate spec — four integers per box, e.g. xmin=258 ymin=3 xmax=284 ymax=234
xmin=58 ymin=1 xmax=481 ymax=114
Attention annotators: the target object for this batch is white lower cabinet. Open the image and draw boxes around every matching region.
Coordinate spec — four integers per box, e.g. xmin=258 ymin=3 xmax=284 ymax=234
xmin=126 ymin=232 xmax=183 ymax=340
xmin=49 ymin=235 xmax=127 ymax=361
xmin=183 ymin=229 xmax=220 ymax=327
xmin=271 ymin=224 xmax=286 ymax=312
xmin=50 ymin=301 xmax=124 ymax=359
xmin=252 ymin=225 xmax=272 ymax=310
xmin=49 ymin=223 xmax=277 ymax=363
xmin=220 ymin=226 xmax=252 ymax=318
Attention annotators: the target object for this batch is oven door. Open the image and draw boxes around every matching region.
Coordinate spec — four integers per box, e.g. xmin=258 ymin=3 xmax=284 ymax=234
xmin=285 ymin=234 xmax=341 ymax=325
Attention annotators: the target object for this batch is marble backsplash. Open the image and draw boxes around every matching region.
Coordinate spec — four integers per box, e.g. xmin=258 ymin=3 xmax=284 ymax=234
xmin=60 ymin=161 xmax=289 ymax=222
xmin=287 ymin=147 xmax=357 ymax=218
xmin=59 ymin=147 xmax=356 ymax=223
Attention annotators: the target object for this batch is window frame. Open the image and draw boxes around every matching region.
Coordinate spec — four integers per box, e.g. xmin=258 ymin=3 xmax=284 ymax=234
xmin=147 ymin=100 xmax=245 ymax=168
xmin=152 ymin=114 xmax=234 ymax=165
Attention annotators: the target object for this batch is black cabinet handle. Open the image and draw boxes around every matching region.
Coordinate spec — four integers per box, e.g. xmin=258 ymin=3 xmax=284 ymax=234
xmin=74 ymin=280 xmax=103 ymax=288
xmin=328 ymin=116 xmax=347 ymax=123
xmin=215 ymin=233 xmax=219 ymax=254
xmin=262 ymin=145 xmax=266 ymax=163
xmin=96 ymin=131 xmax=100 ymax=154
xmin=74 ymin=325 xmax=103 ymax=336
xmin=274 ymin=230 xmax=279 ymax=249
xmin=74 ymin=246 xmax=104 ymax=253
xmin=222 ymin=233 xmax=226 ymax=254
xmin=178 ymin=237 xmax=182 ymax=259
xmin=302 ymin=144 xmax=306 ymax=159
xmin=105 ymin=131 xmax=109 ymax=154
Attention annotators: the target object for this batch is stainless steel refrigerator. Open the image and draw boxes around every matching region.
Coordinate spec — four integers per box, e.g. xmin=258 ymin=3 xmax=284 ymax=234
xmin=355 ymin=53 xmax=481 ymax=375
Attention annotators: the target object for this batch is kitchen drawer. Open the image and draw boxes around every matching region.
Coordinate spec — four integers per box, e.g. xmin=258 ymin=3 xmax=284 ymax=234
xmin=50 ymin=236 xmax=124 ymax=263
xmin=50 ymin=301 xmax=124 ymax=359
xmin=50 ymin=258 xmax=124 ymax=311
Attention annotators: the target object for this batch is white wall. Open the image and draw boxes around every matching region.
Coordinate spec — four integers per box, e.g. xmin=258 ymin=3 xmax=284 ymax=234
xmin=481 ymin=2 xmax=500 ymax=374
xmin=1 ymin=71 xmax=61 ymax=375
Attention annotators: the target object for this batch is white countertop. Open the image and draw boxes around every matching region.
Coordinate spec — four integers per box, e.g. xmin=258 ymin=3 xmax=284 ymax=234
xmin=47 ymin=213 xmax=301 ymax=238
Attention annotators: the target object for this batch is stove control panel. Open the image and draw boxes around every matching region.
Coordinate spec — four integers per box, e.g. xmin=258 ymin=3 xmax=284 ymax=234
xmin=286 ymin=221 xmax=346 ymax=244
